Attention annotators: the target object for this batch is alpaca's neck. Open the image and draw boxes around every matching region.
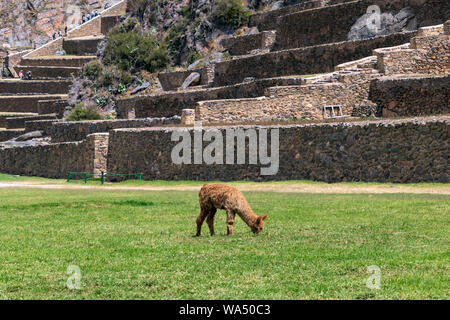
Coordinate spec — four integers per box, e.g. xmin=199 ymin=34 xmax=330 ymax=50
xmin=238 ymin=205 xmax=258 ymax=228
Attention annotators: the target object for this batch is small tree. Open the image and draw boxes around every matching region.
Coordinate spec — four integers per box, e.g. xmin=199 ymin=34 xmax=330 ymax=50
xmin=213 ymin=0 xmax=250 ymax=28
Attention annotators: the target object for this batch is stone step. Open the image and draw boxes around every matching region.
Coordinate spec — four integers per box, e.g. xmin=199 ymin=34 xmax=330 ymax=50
xmin=0 ymin=112 xmax=38 ymax=127
xmin=0 ymin=95 xmax=67 ymax=113
xmin=0 ymin=79 xmax=72 ymax=95
xmin=63 ymin=36 xmax=104 ymax=55
xmin=0 ymin=128 xmax=25 ymax=142
xmin=13 ymin=65 xmax=81 ymax=79
xmin=20 ymin=56 xmax=97 ymax=68
xmin=6 ymin=114 xmax=58 ymax=129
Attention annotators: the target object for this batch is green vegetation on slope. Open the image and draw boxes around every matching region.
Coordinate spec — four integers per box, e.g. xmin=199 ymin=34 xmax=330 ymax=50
xmin=103 ymin=18 xmax=169 ymax=74
xmin=213 ymin=0 xmax=251 ymax=28
xmin=0 ymin=188 xmax=448 ymax=299
xmin=66 ymin=104 xmax=102 ymax=121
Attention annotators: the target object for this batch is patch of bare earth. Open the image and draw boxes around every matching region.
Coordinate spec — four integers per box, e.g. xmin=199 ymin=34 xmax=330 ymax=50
xmin=0 ymin=182 xmax=449 ymax=194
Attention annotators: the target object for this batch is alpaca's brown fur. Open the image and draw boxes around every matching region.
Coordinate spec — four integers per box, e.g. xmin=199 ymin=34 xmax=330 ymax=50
xmin=196 ymin=183 xmax=268 ymax=236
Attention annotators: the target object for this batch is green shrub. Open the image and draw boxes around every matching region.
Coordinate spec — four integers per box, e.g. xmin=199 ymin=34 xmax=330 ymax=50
xmin=186 ymin=50 xmax=202 ymax=66
xmin=113 ymin=16 xmax=141 ymax=34
xmin=82 ymin=60 xmax=103 ymax=80
xmin=213 ymin=0 xmax=250 ymax=28
xmin=67 ymin=104 xmax=102 ymax=121
xmin=96 ymin=65 xmax=133 ymax=89
xmin=166 ymin=23 xmax=186 ymax=57
xmin=103 ymin=20 xmax=170 ymax=73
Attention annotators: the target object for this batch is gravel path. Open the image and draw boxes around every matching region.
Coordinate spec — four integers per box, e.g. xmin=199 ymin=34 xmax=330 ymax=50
xmin=0 ymin=182 xmax=449 ymax=194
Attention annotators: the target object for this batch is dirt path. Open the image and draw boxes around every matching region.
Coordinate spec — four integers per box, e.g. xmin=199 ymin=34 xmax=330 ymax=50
xmin=0 ymin=182 xmax=449 ymax=194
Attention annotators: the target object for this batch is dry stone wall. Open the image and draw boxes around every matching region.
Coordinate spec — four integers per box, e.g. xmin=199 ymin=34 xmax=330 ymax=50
xmin=62 ymin=37 xmax=103 ymax=56
xmin=21 ymin=56 xmax=95 ymax=68
xmin=378 ymin=33 xmax=450 ymax=75
xmin=0 ymin=80 xmax=71 ymax=95
xmin=37 ymin=100 xmax=68 ymax=118
xmin=254 ymin=0 xmax=449 ymax=51
xmin=51 ymin=117 xmax=181 ymax=143
xmin=0 ymin=133 xmax=109 ymax=178
xmin=0 ymin=129 xmax=24 ymax=142
xmin=274 ymin=0 xmax=369 ymax=50
xmin=196 ymin=83 xmax=348 ymax=123
xmin=213 ymin=31 xmax=417 ymax=86
xmin=158 ymin=68 xmax=210 ymax=91
xmin=370 ymin=74 xmax=450 ymax=117
xmin=196 ymin=69 xmax=377 ymax=124
xmin=101 ymin=16 xmax=121 ymax=35
xmin=25 ymin=119 xmax=61 ymax=136
xmin=22 ymin=39 xmax=64 ymax=59
xmin=249 ymin=0 xmax=355 ymax=31
xmin=22 ymin=1 xmax=126 ymax=59
xmin=13 ymin=65 xmax=80 ymax=80
xmin=6 ymin=114 xmax=57 ymax=129
xmin=221 ymin=31 xmax=277 ymax=56
xmin=0 ymin=95 xmax=65 ymax=113
xmin=117 ymin=77 xmax=305 ymax=119
xmin=106 ymin=117 xmax=449 ymax=183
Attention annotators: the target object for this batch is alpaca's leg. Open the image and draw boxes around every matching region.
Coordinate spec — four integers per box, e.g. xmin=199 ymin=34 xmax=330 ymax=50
xmin=206 ymin=207 xmax=217 ymax=236
xmin=196 ymin=207 xmax=209 ymax=237
xmin=226 ymin=209 xmax=235 ymax=235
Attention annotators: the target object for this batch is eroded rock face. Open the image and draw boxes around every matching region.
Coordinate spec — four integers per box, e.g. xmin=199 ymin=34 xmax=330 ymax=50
xmin=348 ymin=7 xmax=417 ymax=41
xmin=0 ymin=0 xmax=120 ymax=48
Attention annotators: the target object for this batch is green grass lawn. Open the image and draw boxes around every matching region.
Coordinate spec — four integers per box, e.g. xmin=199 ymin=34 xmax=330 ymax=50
xmin=0 ymin=187 xmax=448 ymax=300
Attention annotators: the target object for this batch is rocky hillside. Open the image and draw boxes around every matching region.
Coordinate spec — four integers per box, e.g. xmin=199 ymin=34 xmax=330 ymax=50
xmin=67 ymin=0 xmax=287 ymax=116
xmin=0 ymin=0 xmax=120 ymax=49
xmin=126 ymin=0 xmax=288 ymax=65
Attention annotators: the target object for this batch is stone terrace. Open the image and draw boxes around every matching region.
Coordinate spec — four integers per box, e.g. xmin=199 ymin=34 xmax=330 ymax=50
xmin=120 ymin=0 xmax=449 ymax=121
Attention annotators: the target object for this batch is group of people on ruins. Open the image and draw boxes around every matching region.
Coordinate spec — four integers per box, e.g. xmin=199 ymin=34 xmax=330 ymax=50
xmin=18 ymin=70 xmax=32 ymax=81
xmin=52 ymin=27 xmax=67 ymax=41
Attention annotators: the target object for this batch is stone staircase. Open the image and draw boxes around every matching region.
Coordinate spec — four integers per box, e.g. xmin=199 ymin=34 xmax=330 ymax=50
xmin=0 ymin=0 xmax=127 ymax=142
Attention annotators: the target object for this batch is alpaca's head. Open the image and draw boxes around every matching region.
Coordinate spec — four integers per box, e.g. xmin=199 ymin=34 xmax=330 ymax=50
xmin=252 ymin=215 xmax=268 ymax=234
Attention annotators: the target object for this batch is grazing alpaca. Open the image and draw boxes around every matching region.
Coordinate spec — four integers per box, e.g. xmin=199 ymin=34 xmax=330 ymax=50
xmin=196 ymin=183 xmax=268 ymax=236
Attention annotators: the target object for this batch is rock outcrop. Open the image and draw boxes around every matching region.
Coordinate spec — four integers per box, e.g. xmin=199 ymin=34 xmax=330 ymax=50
xmin=0 ymin=0 xmax=121 ymax=49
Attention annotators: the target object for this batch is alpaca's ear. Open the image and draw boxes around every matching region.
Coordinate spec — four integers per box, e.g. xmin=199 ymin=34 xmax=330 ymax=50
xmin=262 ymin=215 xmax=268 ymax=221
